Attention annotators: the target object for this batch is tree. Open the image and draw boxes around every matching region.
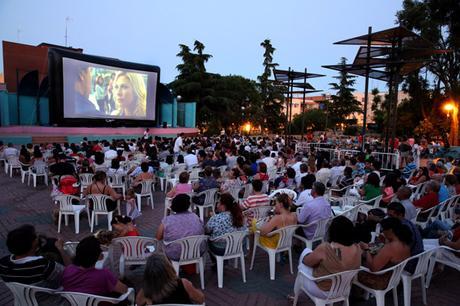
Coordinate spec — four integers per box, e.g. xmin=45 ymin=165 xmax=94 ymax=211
xmin=257 ymin=39 xmax=285 ymax=133
xmin=328 ymin=57 xmax=362 ymax=127
xmin=370 ymin=88 xmax=385 ymax=131
xmin=397 ymin=0 xmax=460 ymax=99
xmin=290 ymin=109 xmax=327 ymax=133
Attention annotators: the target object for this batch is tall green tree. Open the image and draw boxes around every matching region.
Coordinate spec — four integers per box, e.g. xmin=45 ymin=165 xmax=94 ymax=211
xmin=370 ymin=88 xmax=385 ymax=131
xmin=328 ymin=57 xmax=361 ymax=127
xmin=290 ymin=109 xmax=327 ymax=133
xmin=397 ymin=0 xmax=460 ymax=99
xmin=257 ymin=39 xmax=285 ymax=133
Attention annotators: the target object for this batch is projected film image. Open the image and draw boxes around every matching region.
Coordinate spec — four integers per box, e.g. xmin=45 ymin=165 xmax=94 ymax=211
xmin=63 ymin=57 xmax=157 ymax=120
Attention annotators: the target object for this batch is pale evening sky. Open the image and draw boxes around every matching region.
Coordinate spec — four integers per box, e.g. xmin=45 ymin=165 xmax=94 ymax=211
xmin=0 ymin=0 xmax=403 ymax=93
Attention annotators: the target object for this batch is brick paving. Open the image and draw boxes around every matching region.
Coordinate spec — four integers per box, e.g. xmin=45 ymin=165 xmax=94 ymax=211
xmin=0 ymin=169 xmax=458 ymax=306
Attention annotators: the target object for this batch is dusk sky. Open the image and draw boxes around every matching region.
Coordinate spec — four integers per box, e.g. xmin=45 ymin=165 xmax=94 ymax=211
xmin=0 ymin=0 xmax=403 ymax=93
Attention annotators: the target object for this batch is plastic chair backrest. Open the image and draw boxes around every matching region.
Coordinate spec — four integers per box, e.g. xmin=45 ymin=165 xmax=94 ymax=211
xmin=200 ymin=188 xmax=218 ymax=206
xmin=79 ymin=173 xmax=93 ymax=185
xmin=169 ymin=235 xmax=208 ymax=262
xmin=241 ymin=184 xmax=253 ymax=199
xmin=87 ymin=194 xmax=110 ymax=211
xmin=113 ymin=236 xmax=160 ymax=261
xmin=139 ymin=179 xmax=154 ymax=194
xmin=385 ymin=260 xmax=407 ymax=291
xmin=314 ymin=269 xmax=361 ymax=300
xmin=60 ymin=288 xmax=134 ymax=306
xmin=56 ymin=195 xmax=80 ymax=213
xmin=213 ymin=231 xmax=247 ymax=256
xmin=32 ymin=161 xmax=47 ymax=174
xmin=108 ymin=174 xmax=125 ymax=186
xmin=243 ymin=206 xmax=272 ymax=221
xmin=411 ymin=249 xmax=436 ymax=277
xmin=227 ymin=187 xmax=241 ymax=201
xmin=269 ymin=188 xmax=297 ymax=200
xmin=311 ymin=218 xmax=331 ymax=241
xmin=5 ymin=282 xmax=57 ymax=306
xmin=267 ymin=225 xmax=298 ymax=249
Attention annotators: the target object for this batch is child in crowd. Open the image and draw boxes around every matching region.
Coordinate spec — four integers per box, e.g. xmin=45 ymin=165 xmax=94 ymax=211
xmin=126 ymin=189 xmax=141 ymax=222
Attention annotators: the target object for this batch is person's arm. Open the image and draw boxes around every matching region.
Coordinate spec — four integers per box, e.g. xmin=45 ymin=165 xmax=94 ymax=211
xmin=135 ymin=289 xmax=148 ymax=306
xmin=181 ymin=278 xmax=205 ymax=304
xmin=166 ymin=186 xmax=177 ymax=198
xmin=108 ymin=186 xmax=122 ymax=200
xmin=363 ymin=244 xmax=393 ymax=272
xmin=156 ymin=223 xmax=165 ymax=240
xmin=54 ymin=239 xmax=72 ymax=266
xmin=112 ymin=280 xmax=128 ymax=294
xmin=302 ymin=244 xmax=325 ymax=267
xmin=297 ymin=205 xmax=309 ymax=224
xmin=259 ymin=216 xmax=279 ymax=236
xmin=440 ymin=236 xmax=460 ymax=250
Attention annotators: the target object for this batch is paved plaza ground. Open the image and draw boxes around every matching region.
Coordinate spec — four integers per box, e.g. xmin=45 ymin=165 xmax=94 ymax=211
xmin=0 ymin=171 xmax=458 ymax=306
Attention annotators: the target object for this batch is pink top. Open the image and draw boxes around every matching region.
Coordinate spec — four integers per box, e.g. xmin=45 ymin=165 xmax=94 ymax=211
xmin=175 ymin=183 xmax=192 ymax=195
xmin=62 ymin=265 xmax=117 ymax=295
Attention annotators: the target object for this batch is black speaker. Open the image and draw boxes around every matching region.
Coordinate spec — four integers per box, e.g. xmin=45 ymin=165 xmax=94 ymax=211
xmin=162 ymin=122 xmax=168 ymax=128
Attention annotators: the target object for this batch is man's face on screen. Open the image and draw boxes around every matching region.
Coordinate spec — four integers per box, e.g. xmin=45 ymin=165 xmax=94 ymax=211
xmin=113 ymin=75 xmax=135 ymax=109
xmin=77 ymin=67 xmax=92 ymax=97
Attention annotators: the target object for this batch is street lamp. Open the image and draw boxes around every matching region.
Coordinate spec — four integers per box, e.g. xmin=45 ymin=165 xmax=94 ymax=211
xmin=442 ymin=100 xmax=459 ymax=146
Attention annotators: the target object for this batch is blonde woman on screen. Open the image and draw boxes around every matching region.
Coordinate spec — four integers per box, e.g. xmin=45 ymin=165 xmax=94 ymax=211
xmin=112 ymin=72 xmax=147 ymax=117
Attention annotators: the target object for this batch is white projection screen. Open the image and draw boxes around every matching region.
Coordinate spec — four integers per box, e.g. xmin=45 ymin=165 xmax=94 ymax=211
xmin=62 ymin=57 xmax=158 ymax=121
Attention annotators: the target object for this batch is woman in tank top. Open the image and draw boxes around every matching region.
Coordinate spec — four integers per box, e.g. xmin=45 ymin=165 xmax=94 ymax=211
xmin=136 ymin=254 xmax=204 ymax=305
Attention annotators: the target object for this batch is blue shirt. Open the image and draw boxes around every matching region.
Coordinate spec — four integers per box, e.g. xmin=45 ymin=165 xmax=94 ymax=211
xmin=403 ymin=162 xmax=417 ymax=179
xmin=297 ymin=196 xmax=331 ymax=239
xmin=438 ymin=184 xmax=449 ymax=203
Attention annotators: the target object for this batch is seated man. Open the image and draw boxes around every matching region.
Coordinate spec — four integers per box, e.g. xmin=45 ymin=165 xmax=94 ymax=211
xmin=402 ymin=156 xmax=417 ymax=179
xmin=413 ymin=181 xmax=440 ymax=211
xmin=297 ymin=182 xmax=332 ymax=239
xmin=396 ymin=186 xmax=417 ymax=222
xmin=62 ymin=236 xmax=128 ymax=296
xmin=0 ymin=225 xmax=70 ymax=288
xmin=240 ymin=179 xmax=270 ymax=210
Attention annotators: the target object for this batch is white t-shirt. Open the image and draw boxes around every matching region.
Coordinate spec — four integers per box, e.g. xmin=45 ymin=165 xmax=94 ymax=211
xmin=184 ymin=153 xmax=198 ymax=169
xmin=174 ymin=137 xmax=183 ymax=153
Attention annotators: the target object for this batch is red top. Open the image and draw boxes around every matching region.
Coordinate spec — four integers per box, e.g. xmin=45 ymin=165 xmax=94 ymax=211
xmin=125 ymin=228 xmax=140 ymax=236
xmin=413 ymin=192 xmax=439 ymax=210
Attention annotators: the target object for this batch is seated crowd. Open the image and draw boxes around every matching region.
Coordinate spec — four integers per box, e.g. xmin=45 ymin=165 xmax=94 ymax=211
xmin=0 ymin=134 xmax=459 ymax=305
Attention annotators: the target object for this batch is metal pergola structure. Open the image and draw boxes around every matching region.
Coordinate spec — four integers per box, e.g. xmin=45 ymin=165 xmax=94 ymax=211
xmin=273 ymin=68 xmax=324 ymax=141
xmin=323 ymin=25 xmax=447 ymax=152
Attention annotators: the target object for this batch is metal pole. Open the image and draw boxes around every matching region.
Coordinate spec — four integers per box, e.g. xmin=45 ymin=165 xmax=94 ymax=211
xmin=16 ymin=69 xmax=20 ymax=125
xmin=300 ymin=68 xmax=307 ymax=141
xmin=384 ymin=41 xmax=397 ymax=153
xmin=284 ymin=67 xmax=291 ymax=143
xmin=361 ymin=26 xmax=372 ymax=152
xmin=390 ymin=37 xmax=403 ymax=154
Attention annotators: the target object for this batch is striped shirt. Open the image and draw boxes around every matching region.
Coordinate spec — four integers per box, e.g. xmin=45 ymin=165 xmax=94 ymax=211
xmin=241 ymin=194 xmax=270 ymax=210
xmin=0 ymin=255 xmax=64 ymax=287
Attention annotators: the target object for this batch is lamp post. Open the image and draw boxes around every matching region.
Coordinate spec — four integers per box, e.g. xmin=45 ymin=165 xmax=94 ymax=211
xmin=443 ymin=101 xmax=459 ymax=146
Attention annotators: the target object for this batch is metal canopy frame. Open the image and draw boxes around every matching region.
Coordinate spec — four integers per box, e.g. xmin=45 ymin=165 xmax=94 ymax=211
xmin=323 ymin=25 xmax=445 ymax=152
xmin=273 ymin=68 xmax=324 ymax=140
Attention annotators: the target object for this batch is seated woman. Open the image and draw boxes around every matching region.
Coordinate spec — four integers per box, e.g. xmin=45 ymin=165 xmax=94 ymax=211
xmin=156 ymin=194 xmax=204 ymax=261
xmin=111 ymin=215 xmax=140 ymax=237
xmin=253 ymin=162 xmax=269 ymax=181
xmin=79 ymin=158 xmax=94 ymax=174
xmin=380 ymin=174 xmax=397 ymax=207
xmin=136 ymin=253 xmax=204 ymax=305
xmin=253 ymin=193 xmax=297 ymax=249
xmin=107 ymin=159 xmax=126 ymax=177
xmin=166 ymin=171 xmax=192 ymax=198
xmin=359 ymin=172 xmax=381 ymax=201
xmin=408 ymin=167 xmax=430 ymax=185
xmin=220 ymin=168 xmax=242 ymax=193
xmin=192 ymin=166 xmax=218 ymax=205
xmin=275 ymin=167 xmax=297 ymax=190
xmin=295 ymin=216 xmax=362 ymax=299
xmin=132 ymin=162 xmax=155 ymax=193
xmin=357 ymin=217 xmax=412 ymax=290
xmin=62 ymin=236 xmax=128 ymax=296
xmin=206 ymin=193 xmax=246 ymax=256
xmin=93 ymin=151 xmax=107 ymax=172
xmin=83 ymin=171 xmax=122 ymax=212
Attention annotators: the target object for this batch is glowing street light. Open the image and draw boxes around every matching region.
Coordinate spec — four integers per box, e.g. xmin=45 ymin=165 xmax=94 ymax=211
xmin=243 ymin=122 xmax=251 ymax=133
xmin=442 ymin=100 xmax=459 ymax=146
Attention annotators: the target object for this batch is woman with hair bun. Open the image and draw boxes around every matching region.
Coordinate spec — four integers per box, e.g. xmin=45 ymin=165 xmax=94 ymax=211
xmin=110 ymin=215 xmax=139 ymax=237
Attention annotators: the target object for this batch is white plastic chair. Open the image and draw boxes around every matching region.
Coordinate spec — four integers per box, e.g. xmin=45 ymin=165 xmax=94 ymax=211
xmin=56 ymin=194 xmax=90 ymax=234
xmin=293 ymin=268 xmax=361 ymax=306
xmin=112 ymin=236 xmax=161 ymax=278
xmin=5 ymin=282 xmax=59 ymax=306
xmin=60 ymin=287 xmax=135 ymax=306
xmin=353 ymin=260 xmax=407 ymax=306
xmin=250 ymin=225 xmax=298 ymax=280
xmin=194 ymin=188 xmax=218 ymax=221
xmin=416 ymin=203 xmax=443 ymax=229
xmin=7 ymin=156 xmax=21 ymax=177
xmin=159 ymin=166 xmax=173 ymax=192
xmin=108 ymin=174 xmax=127 ymax=197
xmin=87 ymin=194 xmax=114 ymax=232
xmin=165 ymin=235 xmax=208 ymax=290
xmin=269 ymin=188 xmax=297 ymax=200
xmin=239 ymin=184 xmax=253 ymax=204
xmin=401 ymin=249 xmax=436 ymax=306
xmin=242 ymin=206 xmax=273 ymax=225
xmin=209 ymin=231 xmax=248 ymax=288
xmin=79 ymin=173 xmax=93 ymax=194
xmin=426 ymin=245 xmax=460 ymax=288
xmin=334 ymin=204 xmax=362 ymax=222
xmin=227 ymin=186 xmax=242 ymax=202
xmin=135 ymin=179 xmax=155 ymax=212
xmin=358 ymin=195 xmax=383 ymax=215
xmin=19 ymin=162 xmax=31 ymax=184
xmin=294 ymin=218 xmax=330 ymax=249
xmin=28 ymin=163 xmax=48 ymax=187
